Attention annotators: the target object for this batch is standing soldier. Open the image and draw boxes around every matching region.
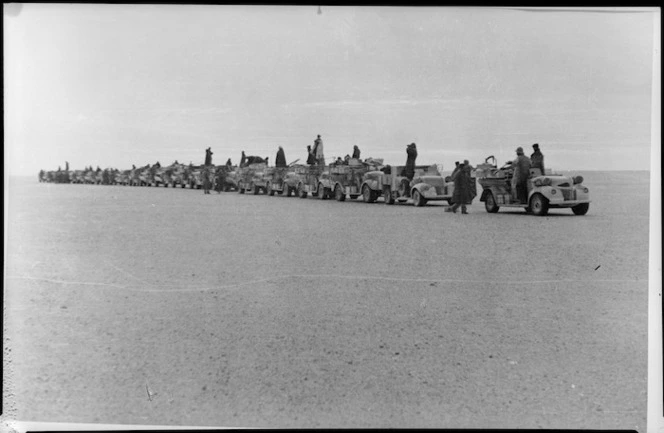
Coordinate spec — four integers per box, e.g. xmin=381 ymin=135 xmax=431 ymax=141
xmin=530 ymin=143 xmax=545 ymax=175
xmin=511 ymin=147 xmax=531 ymax=203
xmin=205 ymin=147 xmax=213 ymax=166
xmin=202 ymin=166 xmax=211 ymax=194
xmin=314 ymin=135 xmax=325 ymax=166
xmin=352 ymin=145 xmax=361 ymax=159
xmin=226 ymin=158 xmax=232 ymax=167
xmin=214 ymin=166 xmax=224 ymax=193
xmin=401 ymin=143 xmax=418 ymax=197
xmin=446 ymin=161 xmax=472 ymax=214
xmin=306 ymin=145 xmax=316 ymax=165
xmin=240 ymin=151 xmax=247 ymax=168
xmin=276 ymin=146 xmax=287 ymax=167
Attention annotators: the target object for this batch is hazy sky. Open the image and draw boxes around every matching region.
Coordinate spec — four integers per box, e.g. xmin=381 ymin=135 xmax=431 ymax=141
xmin=4 ymin=5 xmax=658 ymax=174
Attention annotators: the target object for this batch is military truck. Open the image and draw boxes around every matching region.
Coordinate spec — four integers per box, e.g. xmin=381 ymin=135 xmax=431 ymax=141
xmin=295 ymin=165 xmax=328 ymax=199
xmin=323 ymin=158 xmax=383 ymax=201
xmin=476 ymin=156 xmax=590 ymax=216
xmin=260 ymin=159 xmax=303 ymax=196
xmin=236 ymin=163 xmax=268 ymax=194
xmin=361 ymin=164 xmax=469 ymax=206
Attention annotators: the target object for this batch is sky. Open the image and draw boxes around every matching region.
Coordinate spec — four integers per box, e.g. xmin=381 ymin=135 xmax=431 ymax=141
xmin=3 ymin=5 xmax=659 ymax=175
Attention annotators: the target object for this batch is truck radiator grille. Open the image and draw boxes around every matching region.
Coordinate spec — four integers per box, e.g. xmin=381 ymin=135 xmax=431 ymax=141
xmin=561 ymin=188 xmax=575 ymax=201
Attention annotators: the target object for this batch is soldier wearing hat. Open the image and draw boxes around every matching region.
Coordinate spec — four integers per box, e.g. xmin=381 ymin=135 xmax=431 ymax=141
xmin=530 ymin=143 xmax=545 ymax=175
xmin=512 ymin=147 xmax=531 ymax=203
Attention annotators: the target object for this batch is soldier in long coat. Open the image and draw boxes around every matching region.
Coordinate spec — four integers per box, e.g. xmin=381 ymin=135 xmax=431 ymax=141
xmin=205 ymin=147 xmax=213 ymax=166
xmin=352 ymin=145 xmax=361 ymax=159
xmin=511 ymin=147 xmax=531 ymax=203
xmin=275 ymin=147 xmax=287 ymax=167
xmin=314 ymin=135 xmax=325 ymax=165
xmin=306 ymin=145 xmax=316 ymax=165
xmin=404 ymin=143 xmax=417 ymax=180
xmin=447 ymin=162 xmax=472 ymax=214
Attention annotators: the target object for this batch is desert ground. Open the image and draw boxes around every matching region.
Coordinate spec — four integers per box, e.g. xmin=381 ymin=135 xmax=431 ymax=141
xmin=3 ymin=171 xmax=650 ymax=429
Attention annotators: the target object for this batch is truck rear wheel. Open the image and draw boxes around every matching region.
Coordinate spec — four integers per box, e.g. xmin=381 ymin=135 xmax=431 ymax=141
xmin=298 ymin=184 xmax=307 ymax=199
xmin=383 ymin=186 xmax=395 ymax=205
xmin=253 ymin=183 xmax=259 ymax=195
xmin=238 ymin=181 xmax=245 ymax=194
xmin=335 ymin=185 xmax=346 ymax=202
xmin=284 ymin=185 xmax=291 ymax=197
xmin=485 ymin=192 xmax=500 ymax=213
xmin=572 ymin=203 xmax=589 ymax=215
xmin=267 ymin=182 xmax=275 ymax=196
xmin=413 ymin=190 xmax=426 ymax=207
xmin=530 ymin=193 xmax=549 ymax=216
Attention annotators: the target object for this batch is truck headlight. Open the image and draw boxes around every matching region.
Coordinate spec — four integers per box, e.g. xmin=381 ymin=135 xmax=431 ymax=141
xmin=542 ymin=178 xmax=552 ymax=186
xmin=583 ymin=188 xmax=588 ymax=193
xmin=550 ymin=189 xmax=556 ymax=195
xmin=574 ymin=176 xmax=584 ymax=184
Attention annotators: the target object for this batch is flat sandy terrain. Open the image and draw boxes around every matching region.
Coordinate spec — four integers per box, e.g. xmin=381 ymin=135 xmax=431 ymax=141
xmin=4 ymin=171 xmax=650 ymax=429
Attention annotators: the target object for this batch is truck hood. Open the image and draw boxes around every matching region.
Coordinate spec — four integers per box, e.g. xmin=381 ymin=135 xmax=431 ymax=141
xmin=413 ymin=175 xmax=445 ymax=187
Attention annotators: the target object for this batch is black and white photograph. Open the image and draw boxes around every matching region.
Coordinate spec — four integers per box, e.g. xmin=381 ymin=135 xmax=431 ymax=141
xmin=3 ymin=4 xmax=661 ymax=431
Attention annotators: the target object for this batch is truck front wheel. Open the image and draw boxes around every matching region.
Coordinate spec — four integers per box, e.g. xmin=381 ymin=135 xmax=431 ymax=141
xmin=572 ymin=203 xmax=589 ymax=215
xmin=318 ymin=183 xmax=328 ymax=200
xmin=530 ymin=193 xmax=549 ymax=216
xmin=362 ymin=185 xmax=376 ymax=203
xmin=335 ymin=185 xmax=346 ymax=202
xmin=412 ymin=190 xmax=426 ymax=207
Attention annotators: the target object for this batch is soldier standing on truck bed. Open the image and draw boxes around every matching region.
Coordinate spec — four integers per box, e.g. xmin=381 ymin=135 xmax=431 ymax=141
xmin=530 ymin=143 xmax=545 ymax=175
xmin=512 ymin=147 xmax=531 ymax=203
xmin=276 ymin=147 xmax=287 ymax=167
xmin=306 ymin=145 xmax=316 ymax=165
xmin=400 ymin=142 xmax=418 ymax=197
xmin=352 ymin=145 xmax=361 ymax=159
xmin=205 ymin=147 xmax=213 ymax=166
xmin=314 ymin=135 xmax=325 ymax=166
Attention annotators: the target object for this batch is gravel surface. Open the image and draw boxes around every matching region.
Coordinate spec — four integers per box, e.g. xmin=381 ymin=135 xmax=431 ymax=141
xmin=4 ymin=171 xmax=649 ymax=429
